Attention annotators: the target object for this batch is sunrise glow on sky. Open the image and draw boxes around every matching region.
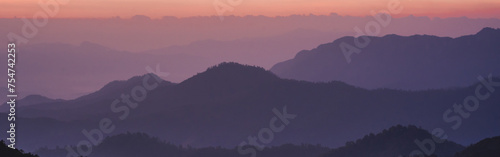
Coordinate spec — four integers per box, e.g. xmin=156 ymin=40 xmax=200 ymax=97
xmin=2 ymin=0 xmax=500 ymax=18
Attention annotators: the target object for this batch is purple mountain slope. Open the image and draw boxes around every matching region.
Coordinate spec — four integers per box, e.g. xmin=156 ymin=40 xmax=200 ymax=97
xmin=270 ymin=27 xmax=500 ymax=90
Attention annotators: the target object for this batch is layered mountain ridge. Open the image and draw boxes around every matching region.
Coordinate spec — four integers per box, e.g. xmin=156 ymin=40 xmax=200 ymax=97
xmin=2 ymin=62 xmax=499 ymax=152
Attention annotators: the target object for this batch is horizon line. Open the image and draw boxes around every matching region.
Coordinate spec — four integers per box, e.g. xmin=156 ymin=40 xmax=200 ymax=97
xmin=2 ymin=13 xmax=500 ymax=20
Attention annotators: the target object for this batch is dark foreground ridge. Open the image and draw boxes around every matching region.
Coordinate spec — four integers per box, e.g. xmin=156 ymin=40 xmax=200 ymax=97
xmin=0 ymin=141 xmax=38 ymax=157
xmin=454 ymin=136 xmax=500 ymax=157
xmin=33 ymin=125 xmax=467 ymax=157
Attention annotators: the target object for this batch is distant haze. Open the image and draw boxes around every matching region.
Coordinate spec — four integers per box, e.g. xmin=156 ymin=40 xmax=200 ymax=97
xmin=1 ymin=15 xmax=500 ymax=100
xmin=2 ymin=15 xmax=500 ymax=52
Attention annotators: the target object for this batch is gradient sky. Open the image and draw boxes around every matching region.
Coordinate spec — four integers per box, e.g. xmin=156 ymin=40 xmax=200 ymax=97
xmin=2 ymin=0 xmax=500 ymax=19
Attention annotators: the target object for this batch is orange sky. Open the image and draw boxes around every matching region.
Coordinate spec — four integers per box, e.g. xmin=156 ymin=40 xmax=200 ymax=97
xmin=2 ymin=0 xmax=500 ymax=19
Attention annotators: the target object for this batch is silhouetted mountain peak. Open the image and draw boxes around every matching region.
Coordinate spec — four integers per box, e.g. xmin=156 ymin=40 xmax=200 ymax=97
xmin=477 ymin=27 xmax=499 ymax=34
xmin=100 ymin=74 xmax=154 ymax=91
xmin=379 ymin=125 xmax=429 ymax=137
xmin=181 ymin=62 xmax=279 ymax=86
xmin=0 ymin=94 xmax=62 ymax=111
xmin=104 ymin=73 xmax=158 ymax=88
xmin=475 ymin=27 xmax=500 ymax=38
xmin=18 ymin=95 xmax=62 ymax=105
xmin=206 ymin=62 xmax=266 ymax=71
xmin=76 ymin=73 xmax=171 ymax=101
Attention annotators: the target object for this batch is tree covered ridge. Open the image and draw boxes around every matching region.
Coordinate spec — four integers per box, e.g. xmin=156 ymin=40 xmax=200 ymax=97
xmin=323 ymin=125 xmax=465 ymax=157
xmin=454 ymin=136 xmax=500 ymax=157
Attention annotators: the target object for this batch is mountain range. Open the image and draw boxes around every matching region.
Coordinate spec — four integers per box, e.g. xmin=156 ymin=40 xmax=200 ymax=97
xmin=2 ymin=17 xmax=500 ymax=100
xmin=1 ymin=62 xmax=499 ymax=152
